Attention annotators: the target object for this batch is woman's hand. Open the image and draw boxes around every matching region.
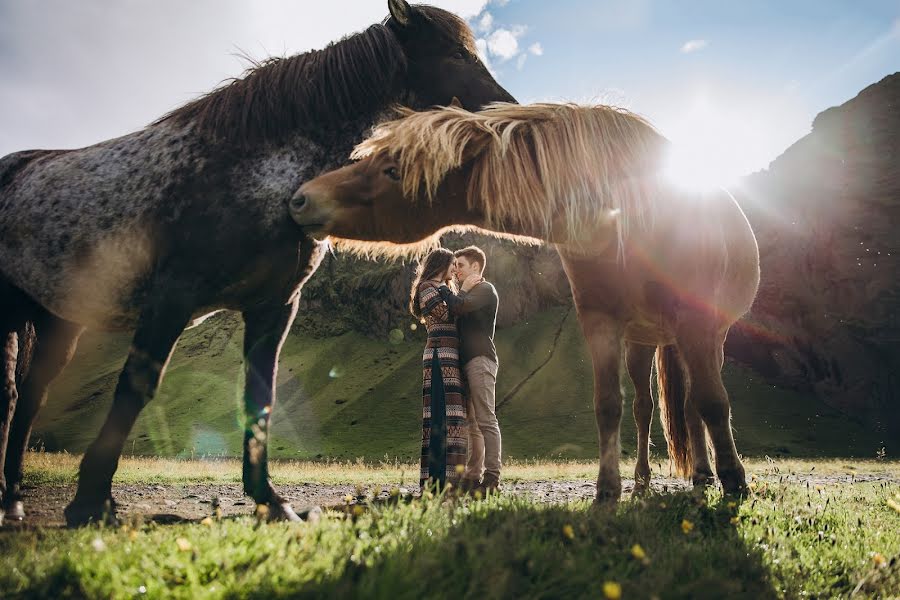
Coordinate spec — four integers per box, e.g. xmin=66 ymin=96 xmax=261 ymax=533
xmin=461 ymin=274 xmax=483 ymax=292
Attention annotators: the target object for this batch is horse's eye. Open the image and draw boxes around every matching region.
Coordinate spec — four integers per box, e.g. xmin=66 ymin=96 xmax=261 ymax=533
xmin=384 ymin=166 xmax=401 ymax=181
xmin=452 ymin=50 xmax=465 ymax=60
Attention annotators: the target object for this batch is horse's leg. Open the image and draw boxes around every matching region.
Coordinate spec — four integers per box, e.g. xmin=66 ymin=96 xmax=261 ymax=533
xmin=64 ymin=299 xmax=191 ymax=526
xmin=685 ymin=396 xmax=714 ymax=489
xmin=577 ymin=311 xmax=624 ymax=505
xmin=241 ymin=298 xmax=300 ymax=521
xmin=625 ymin=341 xmax=655 ymax=495
xmin=676 ymin=319 xmax=746 ymax=495
xmin=3 ymin=314 xmax=82 ymax=520
xmin=0 ymin=327 xmax=19 ymax=521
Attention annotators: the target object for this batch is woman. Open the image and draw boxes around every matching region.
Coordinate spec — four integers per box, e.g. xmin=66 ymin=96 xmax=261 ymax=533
xmin=410 ymin=248 xmax=467 ymax=490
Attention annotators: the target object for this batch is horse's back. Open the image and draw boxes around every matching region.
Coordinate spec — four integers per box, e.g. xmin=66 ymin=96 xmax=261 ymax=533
xmin=0 ymin=130 xmax=181 ymax=329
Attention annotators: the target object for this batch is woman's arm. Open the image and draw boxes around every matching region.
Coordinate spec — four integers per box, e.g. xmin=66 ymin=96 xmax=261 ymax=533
xmin=419 ymin=282 xmax=451 ymax=321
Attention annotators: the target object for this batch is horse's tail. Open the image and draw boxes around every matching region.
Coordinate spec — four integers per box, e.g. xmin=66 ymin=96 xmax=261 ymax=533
xmin=656 ymin=344 xmax=691 ymax=478
xmin=15 ymin=321 xmax=36 ymax=384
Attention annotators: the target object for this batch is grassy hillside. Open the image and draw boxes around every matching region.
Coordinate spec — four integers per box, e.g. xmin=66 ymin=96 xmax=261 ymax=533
xmin=35 ymin=308 xmax=890 ymax=463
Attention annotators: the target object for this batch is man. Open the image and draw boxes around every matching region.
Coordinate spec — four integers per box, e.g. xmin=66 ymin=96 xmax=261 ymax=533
xmin=437 ymin=246 xmax=501 ymax=494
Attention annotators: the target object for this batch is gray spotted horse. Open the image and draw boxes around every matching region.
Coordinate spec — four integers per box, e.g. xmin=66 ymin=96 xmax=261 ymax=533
xmin=0 ymin=0 xmax=514 ymax=526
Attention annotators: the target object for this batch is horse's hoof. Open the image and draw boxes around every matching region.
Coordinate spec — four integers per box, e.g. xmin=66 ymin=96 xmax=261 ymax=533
xmin=64 ymin=498 xmax=118 ymax=527
xmin=265 ymin=502 xmax=302 ymax=523
xmin=718 ymin=469 xmax=748 ymax=496
xmin=3 ymin=501 xmax=25 ymax=521
xmin=692 ymin=474 xmax=715 ymax=490
xmin=593 ymin=487 xmax=621 ymax=507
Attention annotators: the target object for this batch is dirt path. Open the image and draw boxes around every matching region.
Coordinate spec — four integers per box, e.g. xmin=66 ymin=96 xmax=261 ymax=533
xmin=3 ymin=472 xmax=896 ymax=529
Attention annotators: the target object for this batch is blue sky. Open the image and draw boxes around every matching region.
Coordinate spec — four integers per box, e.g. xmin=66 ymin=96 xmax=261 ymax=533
xmin=1 ymin=0 xmax=898 ymax=181
xmin=477 ymin=0 xmax=900 ymax=182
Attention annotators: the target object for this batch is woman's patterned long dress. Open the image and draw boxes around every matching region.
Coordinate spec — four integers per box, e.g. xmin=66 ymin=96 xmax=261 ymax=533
xmin=418 ymin=281 xmax=467 ymax=489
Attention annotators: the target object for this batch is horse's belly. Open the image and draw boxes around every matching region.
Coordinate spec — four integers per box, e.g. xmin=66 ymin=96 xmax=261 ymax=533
xmin=17 ymin=227 xmax=156 ymax=331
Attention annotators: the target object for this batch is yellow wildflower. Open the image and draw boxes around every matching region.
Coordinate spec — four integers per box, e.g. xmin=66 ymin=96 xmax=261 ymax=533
xmin=352 ymin=505 xmax=365 ymax=517
xmin=872 ymin=552 xmax=887 ymax=568
xmin=175 ymin=538 xmax=193 ymax=552
xmin=886 ymin=498 xmax=900 ymax=515
xmin=730 ymin=516 xmax=741 ymax=526
xmin=343 ymin=494 xmax=354 ymax=504
xmin=562 ymin=524 xmax=575 ymax=540
xmin=200 ymin=516 xmax=214 ymax=527
xmin=455 ymin=464 xmax=465 ymax=474
xmin=631 ymin=544 xmax=646 ymax=560
xmin=602 ymin=581 xmax=622 ymax=599
xmin=681 ymin=519 xmax=694 ymax=534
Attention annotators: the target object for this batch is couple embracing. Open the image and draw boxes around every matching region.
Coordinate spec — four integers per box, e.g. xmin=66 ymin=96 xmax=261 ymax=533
xmin=410 ymin=246 xmax=501 ymax=496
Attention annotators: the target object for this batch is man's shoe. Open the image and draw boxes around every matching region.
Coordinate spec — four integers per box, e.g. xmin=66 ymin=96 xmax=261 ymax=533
xmin=459 ymin=477 xmax=481 ymax=494
xmin=481 ymin=473 xmax=501 ymax=495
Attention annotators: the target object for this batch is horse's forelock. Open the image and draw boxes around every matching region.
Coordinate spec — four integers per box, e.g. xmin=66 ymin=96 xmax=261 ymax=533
xmin=413 ymin=5 xmax=478 ymax=54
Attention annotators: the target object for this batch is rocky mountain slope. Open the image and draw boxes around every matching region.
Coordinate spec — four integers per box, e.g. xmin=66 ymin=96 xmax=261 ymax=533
xmin=728 ymin=73 xmax=900 ymax=437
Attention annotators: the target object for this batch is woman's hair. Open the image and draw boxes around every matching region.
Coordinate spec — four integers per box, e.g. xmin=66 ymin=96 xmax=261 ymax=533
xmin=410 ymin=248 xmax=456 ymax=321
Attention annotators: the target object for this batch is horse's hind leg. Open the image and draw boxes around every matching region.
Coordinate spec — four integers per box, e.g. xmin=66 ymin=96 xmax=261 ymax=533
xmin=676 ymin=318 xmax=746 ymax=495
xmin=685 ymin=396 xmax=714 ymax=489
xmin=577 ymin=311 xmax=625 ymax=505
xmin=240 ymin=299 xmax=300 ymax=521
xmin=65 ymin=298 xmax=191 ymax=526
xmin=625 ymin=341 xmax=655 ymax=495
xmin=3 ymin=314 xmax=83 ymax=520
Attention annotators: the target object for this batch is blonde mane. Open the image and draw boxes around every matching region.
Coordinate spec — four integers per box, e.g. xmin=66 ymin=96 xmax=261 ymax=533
xmin=352 ymin=102 xmax=669 ymax=249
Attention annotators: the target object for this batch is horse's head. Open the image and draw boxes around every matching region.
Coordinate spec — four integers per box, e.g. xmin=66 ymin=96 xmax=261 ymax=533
xmin=386 ymin=0 xmax=515 ymax=110
xmin=290 ymin=148 xmax=473 ymax=244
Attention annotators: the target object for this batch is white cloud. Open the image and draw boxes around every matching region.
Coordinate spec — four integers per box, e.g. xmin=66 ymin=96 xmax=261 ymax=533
xmin=485 ymin=26 xmax=527 ymax=62
xmin=516 ymin=54 xmax=528 ymax=70
xmin=680 ymin=39 xmax=709 ymax=54
xmin=486 ymin=29 xmax=519 ymax=61
xmin=477 ymin=12 xmax=493 ymax=33
xmin=528 ymin=42 xmax=543 ymax=56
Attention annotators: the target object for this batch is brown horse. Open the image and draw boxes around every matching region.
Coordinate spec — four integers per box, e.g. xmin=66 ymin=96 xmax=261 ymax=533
xmin=0 ymin=1 xmax=513 ymax=526
xmin=290 ymin=103 xmax=760 ymax=502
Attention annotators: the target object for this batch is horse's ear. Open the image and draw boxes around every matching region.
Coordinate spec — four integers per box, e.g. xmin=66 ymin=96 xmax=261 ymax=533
xmin=449 ymin=97 xmax=463 ymax=109
xmin=388 ymin=0 xmax=413 ymax=27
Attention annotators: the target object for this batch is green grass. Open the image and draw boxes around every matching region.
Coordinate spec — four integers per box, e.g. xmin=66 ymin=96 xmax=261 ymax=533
xmin=36 ymin=308 xmax=892 ymax=464
xmin=2 ymin=473 xmax=899 ymax=598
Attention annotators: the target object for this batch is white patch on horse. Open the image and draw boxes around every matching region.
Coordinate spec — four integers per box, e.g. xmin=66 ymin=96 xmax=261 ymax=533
xmin=57 ymin=226 xmax=155 ymax=329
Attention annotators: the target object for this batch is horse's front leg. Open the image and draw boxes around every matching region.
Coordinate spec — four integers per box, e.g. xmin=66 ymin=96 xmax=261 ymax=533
xmin=625 ymin=341 xmax=655 ymax=495
xmin=241 ymin=298 xmax=300 ymax=521
xmin=578 ymin=312 xmax=625 ymax=505
xmin=65 ymin=298 xmax=191 ymax=526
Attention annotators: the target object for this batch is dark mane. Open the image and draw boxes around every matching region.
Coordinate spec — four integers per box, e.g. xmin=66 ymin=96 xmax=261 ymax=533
xmin=154 ymin=24 xmax=407 ymax=147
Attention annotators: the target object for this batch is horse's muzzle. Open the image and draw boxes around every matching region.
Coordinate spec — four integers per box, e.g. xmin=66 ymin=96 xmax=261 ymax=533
xmin=288 ymin=188 xmax=329 ymax=235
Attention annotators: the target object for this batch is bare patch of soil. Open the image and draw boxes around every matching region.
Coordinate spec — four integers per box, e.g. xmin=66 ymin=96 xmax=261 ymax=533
xmin=3 ymin=471 xmax=896 ymax=529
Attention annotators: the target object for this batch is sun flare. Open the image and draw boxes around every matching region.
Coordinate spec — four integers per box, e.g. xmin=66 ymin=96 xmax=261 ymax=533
xmin=659 ymin=90 xmax=783 ymax=192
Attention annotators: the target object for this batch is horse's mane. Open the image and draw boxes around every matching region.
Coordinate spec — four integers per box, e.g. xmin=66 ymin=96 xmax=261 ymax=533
xmin=352 ymin=103 xmax=669 ymax=246
xmin=155 ymin=6 xmax=476 ymax=148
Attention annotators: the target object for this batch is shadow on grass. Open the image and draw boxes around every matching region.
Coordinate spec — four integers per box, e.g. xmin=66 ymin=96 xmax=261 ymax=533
xmin=271 ymin=493 xmax=776 ymax=600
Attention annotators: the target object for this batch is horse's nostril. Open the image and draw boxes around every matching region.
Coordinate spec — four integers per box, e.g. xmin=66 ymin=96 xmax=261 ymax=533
xmin=290 ymin=193 xmax=308 ymax=213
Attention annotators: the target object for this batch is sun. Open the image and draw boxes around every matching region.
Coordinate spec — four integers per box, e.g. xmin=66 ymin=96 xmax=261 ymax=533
xmin=658 ymin=90 xmax=775 ymax=192
xmin=663 ymin=141 xmax=741 ymax=192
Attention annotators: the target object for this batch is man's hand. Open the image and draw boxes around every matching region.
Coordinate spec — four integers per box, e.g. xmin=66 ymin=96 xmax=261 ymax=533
xmin=461 ymin=274 xmax=483 ymax=293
